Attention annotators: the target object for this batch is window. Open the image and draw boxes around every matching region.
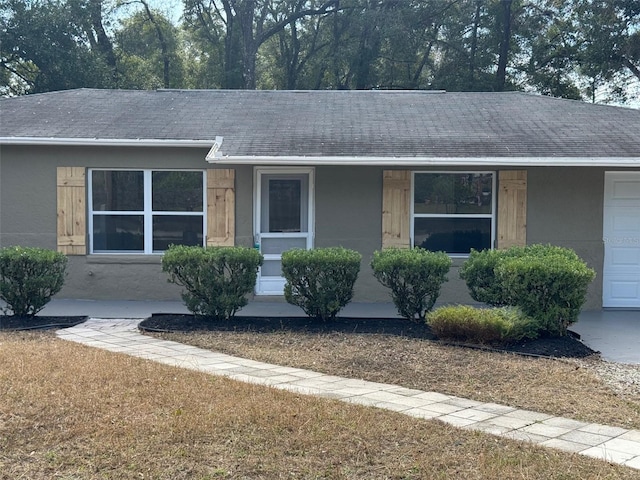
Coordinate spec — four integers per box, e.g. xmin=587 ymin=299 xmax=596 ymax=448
xmin=89 ymin=170 xmax=205 ymax=253
xmin=412 ymin=172 xmax=494 ymax=255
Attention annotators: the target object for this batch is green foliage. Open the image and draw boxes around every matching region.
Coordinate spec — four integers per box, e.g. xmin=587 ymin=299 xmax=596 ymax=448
xmin=573 ymin=0 xmax=640 ymax=103
xmin=0 ymin=0 xmax=117 ymax=94
xmin=282 ymin=247 xmax=361 ymax=322
xmin=0 ymin=246 xmax=67 ymax=317
xmin=116 ymin=8 xmax=186 ymax=89
xmin=162 ymin=245 xmax=263 ymax=321
xmin=427 ymin=305 xmax=539 ymax=345
xmin=460 ymin=244 xmax=583 ymax=306
xmin=371 ymin=248 xmax=451 ymax=321
xmin=496 ymin=253 xmax=596 ymax=337
xmin=459 ymin=248 xmax=512 ymax=306
xmin=3 ymin=0 xmax=638 ymax=102
xmin=460 ymin=245 xmax=595 ymax=336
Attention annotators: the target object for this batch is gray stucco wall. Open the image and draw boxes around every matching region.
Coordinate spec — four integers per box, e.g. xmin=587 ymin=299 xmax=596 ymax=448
xmin=1 ymin=146 xmax=57 ymax=249
xmin=315 ymin=166 xmax=386 ymax=301
xmin=0 ymin=145 xmax=210 ymax=300
xmin=0 ymin=144 xmax=613 ymax=308
xmin=313 ymin=166 xmax=474 ymax=305
xmin=527 ymin=167 xmax=605 ymax=310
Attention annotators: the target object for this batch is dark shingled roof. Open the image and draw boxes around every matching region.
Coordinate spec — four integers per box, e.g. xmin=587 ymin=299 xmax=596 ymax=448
xmin=1 ymin=88 xmax=639 ymax=158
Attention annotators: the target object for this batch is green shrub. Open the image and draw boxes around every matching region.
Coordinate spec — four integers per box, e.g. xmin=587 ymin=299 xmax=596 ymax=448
xmin=371 ymin=248 xmax=451 ymax=321
xmin=460 ymin=245 xmax=583 ymax=306
xmin=496 ymin=253 xmax=596 ymax=336
xmin=427 ymin=305 xmax=539 ymax=345
xmin=0 ymin=246 xmax=68 ymax=317
xmin=162 ymin=245 xmax=263 ymax=320
xmin=459 ymin=248 xmax=512 ymax=306
xmin=282 ymin=247 xmax=361 ymax=321
xmin=460 ymin=245 xmax=595 ymax=336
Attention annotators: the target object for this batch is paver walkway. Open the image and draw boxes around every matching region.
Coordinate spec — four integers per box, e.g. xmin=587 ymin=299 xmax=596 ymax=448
xmin=57 ymin=318 xmax=640 ymax=471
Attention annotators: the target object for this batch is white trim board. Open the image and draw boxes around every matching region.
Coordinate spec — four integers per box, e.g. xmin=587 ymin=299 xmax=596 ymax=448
xmin=208 ymin=155 xmax=640 ymax=167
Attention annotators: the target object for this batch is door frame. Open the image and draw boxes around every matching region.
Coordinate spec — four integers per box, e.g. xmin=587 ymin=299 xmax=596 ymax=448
xmin=254 ymin=167 xmax=315 ymax=295
xmin=603 ymin=171 xmax=640 ymax=308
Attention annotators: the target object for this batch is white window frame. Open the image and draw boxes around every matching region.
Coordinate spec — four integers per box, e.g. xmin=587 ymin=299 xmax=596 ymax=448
xmin=253 ymin=167 xmax=316 ymax=243
xmin=411 ymin=171 xmax=496 ymax=257
xmin=88 ymin=169 xmax=206 ymax=254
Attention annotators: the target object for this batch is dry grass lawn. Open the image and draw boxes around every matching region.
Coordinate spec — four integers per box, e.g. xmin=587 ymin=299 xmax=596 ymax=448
xmin=150 ymin=329 xmax=640 ymax=431
xmin=1 ymin=331 xmax=640 ymax=479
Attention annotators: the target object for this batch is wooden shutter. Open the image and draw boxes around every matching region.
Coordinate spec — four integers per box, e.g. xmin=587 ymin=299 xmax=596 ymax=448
xmin=207 ymin=169 xmax=235 ymax=247
xmin=497 ymin=170 xmax=527 ymax=249
xmin=57 ymin=167 xmax=86 ymax=255
xmin=382 ymin=170 xmax=411 ymax=249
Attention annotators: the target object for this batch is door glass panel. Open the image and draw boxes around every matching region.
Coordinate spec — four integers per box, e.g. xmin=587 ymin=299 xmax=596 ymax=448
xmin=261 ymin=237 xmax=307 ymax=254
xmin=152 ymin=215 xmax=203 ymax=251
xmin=92 ymin=215 xmax=144 ymax=252
xmin=261 ymin=260 xmax=282 ymax=277
xmin=92 ymin=171 xmax=143 ymax=211
xmin=261 ymin=174 xmax=309 ymax=234
xmin=269 ymin=179 xmax=301 ymax=232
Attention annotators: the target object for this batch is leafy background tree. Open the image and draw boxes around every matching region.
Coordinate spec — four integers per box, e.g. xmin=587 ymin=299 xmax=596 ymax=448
xmin=0 ymin=0 xmax=116 ymax=94
xmin=116 ymin=3 xmax=185 ymax=89
xmin=0 ymin=0 xmax=638 ymax=106
xmin=574 ymin=0 xmax=640 ymax=103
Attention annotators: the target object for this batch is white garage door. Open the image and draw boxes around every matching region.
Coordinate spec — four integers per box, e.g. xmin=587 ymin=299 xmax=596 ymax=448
xmin=603 ymin=172 xmax=640 ymax=308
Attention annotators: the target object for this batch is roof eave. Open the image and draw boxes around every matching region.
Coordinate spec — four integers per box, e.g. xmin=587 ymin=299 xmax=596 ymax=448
xmin=0 ymin=137 xmax=214 ymax=148
xmin=206 ymin=155 xmax=640 ymax=167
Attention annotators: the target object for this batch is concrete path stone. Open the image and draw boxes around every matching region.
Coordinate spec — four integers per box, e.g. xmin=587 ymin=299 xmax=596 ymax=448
xmin=57 ymin=318 xmax=640 ymax=471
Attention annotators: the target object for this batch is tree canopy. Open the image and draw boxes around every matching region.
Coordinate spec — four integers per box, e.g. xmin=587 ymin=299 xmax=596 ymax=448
xmin=1 ymin=0 xmax=638 ymax=105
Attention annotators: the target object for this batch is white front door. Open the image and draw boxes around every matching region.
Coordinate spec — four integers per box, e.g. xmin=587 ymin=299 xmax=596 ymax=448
xmin=255 ymin=168 xmax=314 ymax=295
xmin=603 ymin=172 xmax=640 ymax=308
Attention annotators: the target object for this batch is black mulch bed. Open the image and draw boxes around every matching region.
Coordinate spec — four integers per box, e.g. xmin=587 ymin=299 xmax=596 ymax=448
xmin=140 ymin=314 xmax=598 ymax=360
xmin=0 ymin=316 xmax=88 ymax=331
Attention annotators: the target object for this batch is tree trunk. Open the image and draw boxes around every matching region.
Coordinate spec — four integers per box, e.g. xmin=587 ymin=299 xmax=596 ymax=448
xmin=623 ymin=57 xmax=640 ymax=82
xmin=495 ymin=0 xmax=512 ymax=91
xmin=221 ymin=0 xmax=243 ymax=88
xmin=87 ymin=0 xmax=117 ymax=86
xmin=239 ymin=0 xmax=257 ymax=89
xmin=217 ymin=0 xmax=337 ymax=89
xmin=469 ymin=0 xmax=482 ymax=88
xmin=354 ymin=21 xmax=378 ymax=89
xmin=140 ymin=0 xmax=171 ymax=88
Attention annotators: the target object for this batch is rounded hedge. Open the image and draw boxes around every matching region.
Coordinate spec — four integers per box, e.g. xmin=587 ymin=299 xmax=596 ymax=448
xmin=496 ymin=253 xmax=595 ymax=336
xmin=459 ymin=245 xmax=595 ymax=336
xmin=162 ymin=245 xmax=263 ymax=320
xmin=371 ymin=248 xmax=451 ymax=321
xmin=0 ymin=246 xmax=67 ymax=317
xmin=282 ymin=247 xmax=361 ymax=321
